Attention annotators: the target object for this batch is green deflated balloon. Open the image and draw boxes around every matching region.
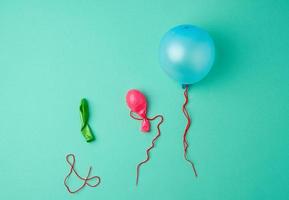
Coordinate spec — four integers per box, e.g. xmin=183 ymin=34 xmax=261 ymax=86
xmin=80 ymin=98 xmax=95 ymax=142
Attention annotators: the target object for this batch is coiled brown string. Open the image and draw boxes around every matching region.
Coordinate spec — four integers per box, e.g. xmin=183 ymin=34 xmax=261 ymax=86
xmin=182 ymin=86 xmax=198 ymax=177
xmin=64 ymin=154 xmax=101 ymax=194
xmin=130 ymin=111 xmax=164 ymax=186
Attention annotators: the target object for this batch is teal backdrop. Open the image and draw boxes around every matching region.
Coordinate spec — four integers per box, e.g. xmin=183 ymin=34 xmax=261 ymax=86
xmin=0 ymin=0 xmax=288 ymax=199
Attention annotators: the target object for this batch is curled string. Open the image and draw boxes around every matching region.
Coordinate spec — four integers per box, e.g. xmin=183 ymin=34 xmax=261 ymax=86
xmin=130 ymin=111 xmax=164 ymax=186
xmin=64 ymin=154 xmax=101 ymax=194
xmin=182 ymin=86 xmax=198 ymax=177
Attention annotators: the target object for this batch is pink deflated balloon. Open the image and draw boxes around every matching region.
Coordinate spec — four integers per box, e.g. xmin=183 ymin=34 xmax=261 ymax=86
xmin=126 ymin=89 xmax=150 ymax=132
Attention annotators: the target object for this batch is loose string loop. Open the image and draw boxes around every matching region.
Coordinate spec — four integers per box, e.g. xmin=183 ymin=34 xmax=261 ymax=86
xmin=130 ymin=111 xmax=144 ymax=120
xmin=182 ymin=86 xmax=198 ymax=177
xmin=64 ymin=154 xmax=101 ymax=194
xmin=129 ymin=111 xmax=164 ymax=186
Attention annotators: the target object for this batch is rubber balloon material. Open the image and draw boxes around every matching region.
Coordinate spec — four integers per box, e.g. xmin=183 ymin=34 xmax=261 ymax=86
xmin=159 ymin=24 xmax=215 ymax=85
xmin=80 ymin=98 xmax=95 ymax=142
xmin=126 ymin=89 xmax=150 ymax=132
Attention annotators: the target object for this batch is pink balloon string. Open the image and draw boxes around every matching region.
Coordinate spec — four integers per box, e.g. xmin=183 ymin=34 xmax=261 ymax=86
xmin=182 ymin=86 xmax=198 ymax=177
xmin=130 ymin=111 xmax=164 ymax=185
xmin=64 ymin=154 xmax=101 ymax=194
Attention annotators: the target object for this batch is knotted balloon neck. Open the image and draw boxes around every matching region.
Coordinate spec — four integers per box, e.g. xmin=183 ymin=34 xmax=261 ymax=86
xmin=64 ymin=154 xmax=101 ymax=194
xmin=130 ymin=111 xmax=150 ymax=132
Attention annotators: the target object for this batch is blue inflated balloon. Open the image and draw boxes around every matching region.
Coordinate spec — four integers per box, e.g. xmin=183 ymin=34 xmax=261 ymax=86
xmin=159 ymin=24 xmax=215 ymax=86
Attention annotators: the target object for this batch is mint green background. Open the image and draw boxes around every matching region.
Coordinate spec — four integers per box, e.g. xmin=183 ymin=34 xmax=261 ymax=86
xmin=0 ymin=0 xmax=289 ymax=199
